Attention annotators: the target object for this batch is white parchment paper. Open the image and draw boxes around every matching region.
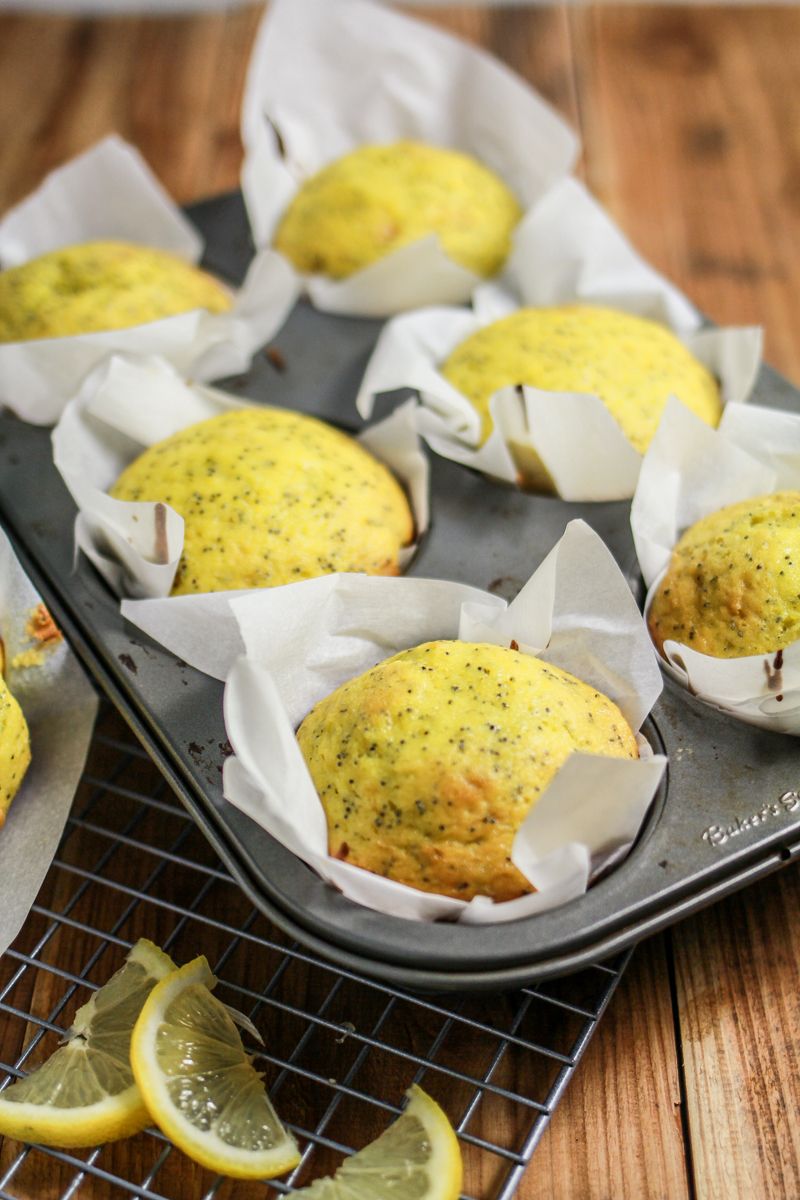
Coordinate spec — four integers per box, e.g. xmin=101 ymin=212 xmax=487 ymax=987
xmin=52 ymin=354 xmax=429 ymax=662
xmin=0 ymin=530 xmax=98 ymax=956
xmin=218 ymin=520 xmax=667 ymax=923
xmin=0 ymin=136 xmax=299 ymax=424
xmin=356 ymin=177 xmax=763 ymax=500
xmin=631 ymin=400 xmax=800 ymax=733
xmin=240 ymin=0 xmax=578 ymax=317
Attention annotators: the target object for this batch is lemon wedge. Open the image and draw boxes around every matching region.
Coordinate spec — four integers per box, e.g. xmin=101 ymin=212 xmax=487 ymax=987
xmin=295 ymin=1085 xmax=462 ymax=1199
xmin=0 ymin=939 xmax=175 ymax=1147
xmin=130 ymin=955 xmax=300 ymax=1180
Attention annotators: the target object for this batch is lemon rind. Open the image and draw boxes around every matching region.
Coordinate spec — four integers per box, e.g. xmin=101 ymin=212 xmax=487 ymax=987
xmin=131 ymin=957 xmax=300 ymax=1180
xmin=126 ymin=938 xmax=179 ymax=977
xmin=0 ymin=1088 xmax=149 ymax=1149
xmin=401 ymin=1085 xmax=463 ymax=1199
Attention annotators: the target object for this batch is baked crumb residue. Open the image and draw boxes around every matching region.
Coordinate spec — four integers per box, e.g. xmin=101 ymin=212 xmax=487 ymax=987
xmin=26 ymin=603 xmax=62 ymax=648
xmin=274 ymin=141 xmax=522 ymax=280
xmin=5 ymin=605 xmax=63 ymax=672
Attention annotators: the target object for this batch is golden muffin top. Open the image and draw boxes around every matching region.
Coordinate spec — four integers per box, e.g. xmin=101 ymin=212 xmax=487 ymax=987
xmin=648 ymin=491 xmax=800 ymax=659
xmin=440 ymin=305 xmax=722 ymax=486
xmin=297 ymin=640 xmax=638 ymax=902
xmin=0 ymin=240 xmax=232 ymax=342
xmin=110 ymin=407 xmax=414 ymax=596
xmin=0 ymin=673 xmax=31 ymax=826
xmin=273 ymin=140 xmax=522 ymax=280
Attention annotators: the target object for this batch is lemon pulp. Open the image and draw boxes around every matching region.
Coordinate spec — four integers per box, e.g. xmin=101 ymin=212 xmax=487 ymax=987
xmin=130 ymin=956 xmax=299 ymax=1179
xmin=295 ymin=1085 xmax=462 ymax=1199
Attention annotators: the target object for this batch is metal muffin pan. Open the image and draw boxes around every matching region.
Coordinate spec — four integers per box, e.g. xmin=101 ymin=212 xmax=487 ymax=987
xmin=1 ymin=192 xmax=799 ymax=992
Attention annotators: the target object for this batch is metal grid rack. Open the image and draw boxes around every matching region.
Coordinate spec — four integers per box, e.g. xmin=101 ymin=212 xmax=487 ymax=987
xmin=0 ymin=702 xmax=630 ymax=1199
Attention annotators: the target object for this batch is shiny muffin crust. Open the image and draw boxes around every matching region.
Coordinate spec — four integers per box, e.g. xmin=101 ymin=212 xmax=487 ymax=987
xmin=297 ymin=640 xmax=638 ymax=902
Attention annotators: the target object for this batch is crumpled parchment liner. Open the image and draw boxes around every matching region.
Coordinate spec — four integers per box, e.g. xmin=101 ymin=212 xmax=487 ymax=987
xmin=240 ymin=0 xmax=578 ymax=317
xmin=356 ymin=177 xmax=763 ymax=500
xmin=631 ymin=399 xmax=800 ymax=733
xmin=219 ymin=520 xmax=667 ymax=924
xmin=0 ymin=529 xmax=98 ymax=956
xmin=52 ymin=353 xmax=429 ymax=654
xmin=0 ymin=135 xmax=299 ymax=424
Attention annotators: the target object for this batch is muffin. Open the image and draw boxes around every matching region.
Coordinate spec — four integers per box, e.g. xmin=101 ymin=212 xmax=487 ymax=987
xmin=440 ymin=305 xmax=722 ymax=489
xmin=0 ymin=241 xmax=232 ymax=342
xmin=296 ymin=640 xmax=638 ymax=902
xmin=648 ymin=491 xmax=800 ymax=658
xmin=273 ymin=141 xmax=522 ymax=280
xmin=0 ymin=672 xmax=31 ymax=827
xmin=110 ymin=407 xmax=414 ymax=595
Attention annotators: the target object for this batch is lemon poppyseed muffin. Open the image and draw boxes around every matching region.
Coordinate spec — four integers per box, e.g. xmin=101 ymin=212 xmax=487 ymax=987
xmin=648 ymin=491 xmax=800 ymax=658
xmin=0 ymin=673 xmax=31 ymax=827
xmin=273 ymin=141 xmax=522 ymax=280
xmin=0 ymin=241 xmax=232 ymax=342
xmin=110 ymin=407 xmax=414 ymax=595
xmin=440 ymin=305 xmax=722 ymax=490
xmin=297 ymin=640 xmax=638 ymax=902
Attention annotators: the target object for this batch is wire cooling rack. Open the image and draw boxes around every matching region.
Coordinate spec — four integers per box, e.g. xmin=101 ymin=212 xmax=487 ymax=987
xmin=0 ymin=702 xmax=630 ymax=1199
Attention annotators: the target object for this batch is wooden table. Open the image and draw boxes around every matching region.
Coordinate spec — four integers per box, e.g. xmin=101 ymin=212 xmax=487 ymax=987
xmin=1 ymin=4 xmax=798 ymax=1197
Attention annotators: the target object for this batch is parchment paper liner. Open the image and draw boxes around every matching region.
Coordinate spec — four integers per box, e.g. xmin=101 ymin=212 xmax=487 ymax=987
xmin=240 ymin=0 xmax=578 ymax=318
xmin=0 ymin=529 xmax=98 ymax=957
xmin=203 ymin=520 xmax=667 ymax=924
xmin=356 ymin=177 xmax=763 ymax=501
xmin=52 ymin=354 xmax=429 ymax=662
xmin=632 ymin=399 xmax=800 ymax=733
xmin=0 ymin=135 xmax=299 ymax=425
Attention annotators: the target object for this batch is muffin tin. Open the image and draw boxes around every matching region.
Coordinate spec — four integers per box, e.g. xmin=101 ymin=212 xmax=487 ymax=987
xmin=1 ymin=191 xmax=799 ymax=992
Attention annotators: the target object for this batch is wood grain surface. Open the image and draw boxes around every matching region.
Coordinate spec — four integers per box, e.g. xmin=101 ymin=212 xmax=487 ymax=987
xmin=0 ymin=5 xmax=798 ymax=1198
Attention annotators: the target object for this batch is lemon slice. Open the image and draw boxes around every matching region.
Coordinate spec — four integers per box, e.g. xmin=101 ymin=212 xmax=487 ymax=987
xmin=0 ymin=939 xmax=176 ymax=1147
xmin=130 ymin=955 xmax=300 ymax=1179
xmin=295 ymin=1085 xmax=462 ymax=1199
